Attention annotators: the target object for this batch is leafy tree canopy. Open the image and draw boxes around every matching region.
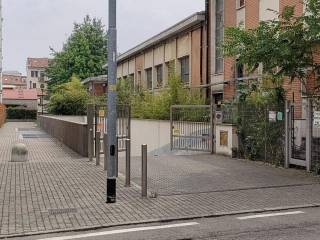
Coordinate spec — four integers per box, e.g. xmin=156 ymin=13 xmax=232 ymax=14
xmin=47 ymin=15 xmax=107 ymax=90
xmin=48 ymin=75 xmax=90 ymax=115
xmin=223 ymin=0 xmax=320 ymax=96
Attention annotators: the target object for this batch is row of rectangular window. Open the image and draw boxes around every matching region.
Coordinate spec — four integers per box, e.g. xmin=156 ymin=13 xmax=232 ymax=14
xmin=146 ymin=56 xmax=190 ymax=90
xmin=120 ymin=56 xmax=190 ymax=90
xmin=31 ymin=71 xmax=45 ymax=79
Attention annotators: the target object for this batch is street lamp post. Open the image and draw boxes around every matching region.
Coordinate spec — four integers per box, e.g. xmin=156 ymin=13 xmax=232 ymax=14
xmin=106 ymin=0 xmax=117 ymax=203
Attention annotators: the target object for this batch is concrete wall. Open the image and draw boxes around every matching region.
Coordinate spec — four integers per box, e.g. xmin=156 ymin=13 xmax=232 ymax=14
xmin=259 ymin=0 xmax=279 ymax=21
xmin=38 ymin=115 xmax=89 ymax=157
xmin=215 ymin=124 xmax=238 ymax=156
xmin=129 ymin=119 xmax=171 ymax=157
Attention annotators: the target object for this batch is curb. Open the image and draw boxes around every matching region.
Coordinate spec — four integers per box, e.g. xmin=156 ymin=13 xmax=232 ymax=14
xmin=2 ymin=203 xmax=320 ymax=239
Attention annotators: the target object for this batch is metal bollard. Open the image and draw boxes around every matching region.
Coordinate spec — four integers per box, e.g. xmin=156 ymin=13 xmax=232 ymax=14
xmin=141 ymin=144 xmax=147 ymax=198
xmin=95 ymin=131 xmax=101 ymax=166
xmin=125 ymin=139 xmax=131 ymax=187
xmin=104 ymin=133 xmax=108 ymax=171
xmin=89 ymin=128 xmax=93 ymax=162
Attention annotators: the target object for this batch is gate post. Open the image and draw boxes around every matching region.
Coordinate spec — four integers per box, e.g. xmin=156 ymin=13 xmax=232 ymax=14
xmin=285 ymin=101 xmax=291 ymax=168
xmin=104 ymin=133 xmax=108 ymax=171
xmin=87 ymin=104 xmax=94 ymax=161
xmin=95 ymin=131 xmax=101 ymax=166
xmin=170 ymin=106 xmax=173 ymax=151
xmin=210 ymin=104 xmax=215 ymax=154
xmin=306 ymin=98 xmax=312 ymax=172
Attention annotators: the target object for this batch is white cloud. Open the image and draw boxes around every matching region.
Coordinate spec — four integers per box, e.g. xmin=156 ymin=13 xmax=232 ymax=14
xmin=3 ymin=0 xmax=204 ymax=74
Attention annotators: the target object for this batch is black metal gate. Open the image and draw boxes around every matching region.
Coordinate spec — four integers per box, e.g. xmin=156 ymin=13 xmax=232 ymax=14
xmin=92 ymin=104 xmax=131 ymax=155
xmin=170 ymin=105 xmax=214 ymax=153
xmin=290 ymin=102 xmax=307 ymax=163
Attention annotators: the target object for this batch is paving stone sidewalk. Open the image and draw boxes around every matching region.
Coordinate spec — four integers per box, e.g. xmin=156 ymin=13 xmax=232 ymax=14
xmin=1 ymin=122 xmax=320 ymax=238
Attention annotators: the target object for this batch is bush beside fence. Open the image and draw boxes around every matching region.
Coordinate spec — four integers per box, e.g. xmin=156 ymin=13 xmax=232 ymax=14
xmin=0 ymin=104 xmax=6 ymax=127
xmin=221 ymin=102 xmax=285 ymax=166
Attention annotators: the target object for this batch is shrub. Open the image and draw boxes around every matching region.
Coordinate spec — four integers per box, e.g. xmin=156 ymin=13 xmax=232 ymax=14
xmin=233 ymin=80 xmax=285 ymax=165
xmin=48 ymin=76 xmax=90 ymax=115
xmin=117 ymin=74 xmax=206 ymax=120
xmin=6 ymin=108 xmax=37 ymax=120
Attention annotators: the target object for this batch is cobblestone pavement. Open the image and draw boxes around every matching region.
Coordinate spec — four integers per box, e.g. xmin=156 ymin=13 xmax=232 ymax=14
xmin=118 ymin=153 xmax=320 ymax=196
xmin=1 ymin=122 xmax=320 ymax=238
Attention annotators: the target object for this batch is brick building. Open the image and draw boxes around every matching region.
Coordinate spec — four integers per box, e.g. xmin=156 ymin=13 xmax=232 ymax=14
xmin=2 ymin=71 xmax=27 ymax=90
xmin=208 ymin=0 xmax=318 ymax=107
xmin=99 ymin=11 xmax=210 ymax=97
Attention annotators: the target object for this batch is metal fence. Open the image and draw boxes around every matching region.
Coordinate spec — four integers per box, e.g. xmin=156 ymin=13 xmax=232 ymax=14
xmin=170 ymin=105 xmax=214 ymax=153
xmin=223 ymin=102 xmax=285 ymax=166
xmin=312 ymin=98 xmax=320 ymax=173
xmin=89 ymin=104 xmax=131 ymax=157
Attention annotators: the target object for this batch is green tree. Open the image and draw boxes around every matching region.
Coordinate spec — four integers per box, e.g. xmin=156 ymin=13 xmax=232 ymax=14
xmin=47 ymin=15 xmax=107 ymax=90
xmin=223 ymin=0 xmax=320 ymax=97
xmin=48 ymin=76 xmax=89 ymax=115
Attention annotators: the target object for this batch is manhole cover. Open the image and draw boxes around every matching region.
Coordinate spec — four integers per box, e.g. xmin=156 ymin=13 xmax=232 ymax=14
xmin=48 ymin=208 xmax=78 ymax=215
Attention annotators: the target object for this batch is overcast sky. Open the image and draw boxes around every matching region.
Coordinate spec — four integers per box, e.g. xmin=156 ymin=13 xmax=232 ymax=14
xmin=3 ymin=0 xmax=204 ymax=75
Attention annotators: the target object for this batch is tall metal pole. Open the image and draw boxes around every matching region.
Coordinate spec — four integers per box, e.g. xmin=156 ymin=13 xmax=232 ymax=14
xmin=106 ymin=0 xmax=117 ymax=203
xmin=0 ymin=0 xmax=3 ymax=104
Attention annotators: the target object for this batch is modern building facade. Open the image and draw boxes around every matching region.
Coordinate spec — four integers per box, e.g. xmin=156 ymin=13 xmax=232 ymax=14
xmin=114 ymin=11 xmax=209 ymax=94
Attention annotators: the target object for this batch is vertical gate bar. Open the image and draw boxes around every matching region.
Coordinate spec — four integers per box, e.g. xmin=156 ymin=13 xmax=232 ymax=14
xmin=141 ymin=144 xmax=148 ymax=198
xmin=285 ymin=101 xmax=291 ymax=168
xmin=264 ymin=107 xmax=267 ymax=162
xmin=306 ymin=98 xmax=312 ymax=172
xmin=210 ymin=104 xmax=214 ymax=154
xmin=104 ymin=133 xmax=108 ymax=171
xmin=87 ymin=104 xmax=94 ymax=161
xmin=95 ymin=131 xmax=101 ymax=166
xmin=125 ymin=138 xmax=131 ymax=187
xmin=116 ymin=136 xmax=118 ymax=177
xmin=170 ymin=106 xmax=173 ymax=151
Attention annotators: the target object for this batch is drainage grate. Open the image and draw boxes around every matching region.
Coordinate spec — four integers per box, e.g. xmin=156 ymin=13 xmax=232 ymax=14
xmin=48 ymin=208 xmax=78 ymax=215
xmin=18 ymin=128 xmax=38 ymax=131
xmin=21 ymin=133 xmax=50 ymax=139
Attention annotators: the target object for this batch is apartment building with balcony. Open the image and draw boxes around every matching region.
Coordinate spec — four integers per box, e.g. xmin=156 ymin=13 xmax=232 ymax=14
xmin=26 ymin=58 xmax=50 ymax=112
xmin=26 ymin=58 xmax=49 ymax=90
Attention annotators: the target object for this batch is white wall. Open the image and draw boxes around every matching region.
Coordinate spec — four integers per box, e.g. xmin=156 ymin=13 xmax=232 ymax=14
xmin=259 ymin=0 xmax=279 ymax=21
xmin=215 ymin=124 xmax=238 ymax=156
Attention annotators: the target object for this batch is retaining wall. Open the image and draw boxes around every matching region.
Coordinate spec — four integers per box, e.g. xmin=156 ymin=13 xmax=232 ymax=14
xmin=38 ymin=115 xmax=88 ymax=157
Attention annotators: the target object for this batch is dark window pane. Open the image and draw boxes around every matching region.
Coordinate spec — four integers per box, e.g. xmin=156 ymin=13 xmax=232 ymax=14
xmin=145 ymin=68 xmax=153 ymax=90
xmin=156 ymin=65 xmax=163 ymax=88
xmin=180 ymin=56 xmax=190 ymax=84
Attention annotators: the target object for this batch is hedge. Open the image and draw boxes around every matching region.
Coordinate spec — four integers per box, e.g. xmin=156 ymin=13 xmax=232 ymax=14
xmin=6 ymin=108 xmax=37 ymax=120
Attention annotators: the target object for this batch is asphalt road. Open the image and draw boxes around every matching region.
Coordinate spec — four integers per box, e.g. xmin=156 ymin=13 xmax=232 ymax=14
xmin=18 ymin=207 xmax=320 ymax=240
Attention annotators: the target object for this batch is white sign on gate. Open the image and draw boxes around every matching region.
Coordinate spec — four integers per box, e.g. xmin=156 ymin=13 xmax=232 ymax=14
xmin=314 ymin=111 xmax=320 ymax=127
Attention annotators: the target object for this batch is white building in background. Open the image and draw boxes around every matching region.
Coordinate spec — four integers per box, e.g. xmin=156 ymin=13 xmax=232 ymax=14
xmin=26 ymin=58 xmax=49 ymax=90
xmin=26 ymin=58 xmax=50 ymax=112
